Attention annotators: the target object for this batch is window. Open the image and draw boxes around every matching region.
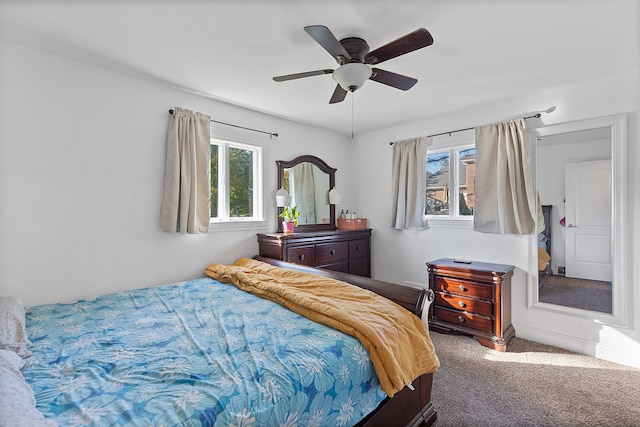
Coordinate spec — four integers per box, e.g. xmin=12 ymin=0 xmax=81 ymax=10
xmin=210 ymin=138 xmax=263 ymax=224
xmin=425 ymin=145 xmax=475 ymax=219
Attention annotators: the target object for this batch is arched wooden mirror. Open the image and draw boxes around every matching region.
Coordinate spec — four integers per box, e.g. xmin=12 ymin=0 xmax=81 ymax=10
xmin=277 ymin=155 xmax=337 ymax=232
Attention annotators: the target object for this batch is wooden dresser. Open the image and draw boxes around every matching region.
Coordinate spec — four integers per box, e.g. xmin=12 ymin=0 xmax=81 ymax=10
xmin=257 ymin=229 xmax=371 ymax=277
xmin=427 ymin=258 xmax=515 ymax=351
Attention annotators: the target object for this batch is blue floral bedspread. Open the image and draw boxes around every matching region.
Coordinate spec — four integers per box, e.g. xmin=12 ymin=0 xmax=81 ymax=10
xmin=23 ymin=278 xmax=386 ymax=426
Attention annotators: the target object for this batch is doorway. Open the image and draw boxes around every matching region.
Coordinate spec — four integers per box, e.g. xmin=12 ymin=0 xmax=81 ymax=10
xmin=564 ymin=160 xmax=612 ymax=282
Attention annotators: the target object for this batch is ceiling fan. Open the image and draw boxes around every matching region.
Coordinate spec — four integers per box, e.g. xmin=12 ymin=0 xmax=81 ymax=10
xmin=273 ymin=25 xmax=434 ymax=104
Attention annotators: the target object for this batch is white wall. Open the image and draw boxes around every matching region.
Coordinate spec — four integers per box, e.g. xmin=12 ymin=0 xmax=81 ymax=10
xmin=0 ymin=40 xmax=350 ymax=306
xmin=2 ymin=38 xmax=638 ymax=368
xmin=350 ymin=71 xmax=640 ymax=367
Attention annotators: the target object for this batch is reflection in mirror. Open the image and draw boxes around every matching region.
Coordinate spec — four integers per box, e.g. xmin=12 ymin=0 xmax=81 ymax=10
xmin=283 ymin=164 xmax=330 ymax=225
xmin=535 ymin=127 xmax=613 ymax=314
xmin=277 ymin=155 xmax=336 ymax=232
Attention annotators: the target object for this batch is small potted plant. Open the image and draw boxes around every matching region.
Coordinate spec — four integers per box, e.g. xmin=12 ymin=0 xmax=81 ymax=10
xmin=279 ymin=206 xmax=300 ymax=234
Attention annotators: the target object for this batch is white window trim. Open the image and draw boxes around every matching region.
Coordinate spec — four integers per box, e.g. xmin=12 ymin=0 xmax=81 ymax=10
xmin=208 ymin=220 xmax=269 ymax=232
xmin=426 ymin=217 xmax=473 ymax=228
xmin=209 ymin=137 xmax=265 ymax=231
xmin=424 ymin=132 xmax=475 ymax=225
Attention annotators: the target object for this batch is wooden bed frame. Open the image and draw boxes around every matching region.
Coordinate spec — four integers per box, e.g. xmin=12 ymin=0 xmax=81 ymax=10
xmin=539 ymin=205 xmax=553 ymax=286
xmin=255 ymin=256 xmax=437 ymax=427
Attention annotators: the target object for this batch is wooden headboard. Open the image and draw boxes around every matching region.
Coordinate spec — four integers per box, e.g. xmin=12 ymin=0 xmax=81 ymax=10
xmin=541 ymin=205 xmax=552 ymax=249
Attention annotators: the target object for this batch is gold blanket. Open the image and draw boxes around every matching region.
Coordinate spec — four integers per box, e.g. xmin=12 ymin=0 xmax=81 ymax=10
xmin=538 ymin=246 xmax=551 ymax=271
xmin=204 ymin=258 xmax=440 ymax=397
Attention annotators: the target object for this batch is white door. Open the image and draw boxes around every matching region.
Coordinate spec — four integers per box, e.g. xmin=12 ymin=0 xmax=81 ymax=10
xmin=564 ymin=160 xmax=612 ymax=281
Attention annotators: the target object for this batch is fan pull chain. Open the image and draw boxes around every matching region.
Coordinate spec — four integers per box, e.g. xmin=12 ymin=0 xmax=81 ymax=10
xmin=351 ymin=92 xmax=354 ymax=139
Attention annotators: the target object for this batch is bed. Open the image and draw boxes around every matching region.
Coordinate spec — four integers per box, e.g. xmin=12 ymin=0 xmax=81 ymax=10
xmin=538 ymin=205 xmax=553 ymax=286
xmin=1 ymin=256 xmax=439 ymax=427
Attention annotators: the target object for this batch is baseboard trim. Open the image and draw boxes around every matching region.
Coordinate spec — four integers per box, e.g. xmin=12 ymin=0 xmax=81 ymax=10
xmin=516 ymin=325 xmax=640 ymax=369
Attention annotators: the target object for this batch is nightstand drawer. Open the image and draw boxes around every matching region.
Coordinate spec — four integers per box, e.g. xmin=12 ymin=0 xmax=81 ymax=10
xmin=434 ymin=306 xmax=493 ymax=334
xmin=287 ymin=246 xmax=316 ymax=266
xmin=434 ymin=292 xmax=493 ymax=317
xmin=316 ymin=242 xmax=348 ymax=265
xmin=434 ymin=277 xmax=493 ymax=300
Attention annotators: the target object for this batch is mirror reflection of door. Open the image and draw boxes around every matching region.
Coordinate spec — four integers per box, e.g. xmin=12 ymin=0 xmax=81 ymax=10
xmin=565 ymin=160 xmax=612 ymax=282
xmin=536 ymin=127 xmax=612 ymax=314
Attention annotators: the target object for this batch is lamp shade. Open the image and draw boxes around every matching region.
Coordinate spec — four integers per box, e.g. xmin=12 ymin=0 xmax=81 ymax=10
xmin=332 ymin=63 xmax=372 ymax=91
xmin=275 ymin=187 xmax=291 ymax=207
xmin=328 ymin=187 xmax=342 ymax=205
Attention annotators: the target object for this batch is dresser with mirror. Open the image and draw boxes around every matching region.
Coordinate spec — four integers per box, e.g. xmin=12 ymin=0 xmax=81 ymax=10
xmin=258 ymin=155 xmax=372 ymax=277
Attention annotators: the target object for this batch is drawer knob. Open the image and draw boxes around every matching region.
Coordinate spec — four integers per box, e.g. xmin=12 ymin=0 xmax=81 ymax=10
xmin=299 ymin=254 xmax=305 ymax=261
xmin=459 ymin=284 xmax=466 ymax=292
xmin=458 ymin=301 xmax=466 ymax=308
xmin=458 ymin=315 xmax=465 ymax=323
xmin=355 ymin=246 xmax=361 ymax=251
xmin=330 ymin=250 xmax=336 ymax=255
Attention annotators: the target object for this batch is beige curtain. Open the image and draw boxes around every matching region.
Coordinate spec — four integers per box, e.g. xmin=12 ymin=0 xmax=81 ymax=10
xmin=474 ymin=119 xmax=536 ymax=234
xmin=292 ymin=162 xmax=316 ymax=225
xmin=159 ymin=107 xmax=211 ymax=234
xmin=391 ymin=137 xmax=428 ymax=230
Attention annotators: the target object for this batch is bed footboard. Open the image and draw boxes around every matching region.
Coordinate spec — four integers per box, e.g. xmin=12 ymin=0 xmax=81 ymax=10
xmin=356 ymin=372 xmax=436 ymax=427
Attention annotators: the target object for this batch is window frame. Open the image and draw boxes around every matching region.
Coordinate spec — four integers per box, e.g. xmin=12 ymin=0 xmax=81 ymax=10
xmin=424 ymin=134 xmax=475 ymax=228
xmin=209 ymin=137 xmax=267 ymax=231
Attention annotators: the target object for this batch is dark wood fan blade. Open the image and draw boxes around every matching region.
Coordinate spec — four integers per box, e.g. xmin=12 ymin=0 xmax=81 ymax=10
xmin=329 ymin=84 xmax=348 ymax=104
xmin=273 ymin=69 xmax=334 ymax=82
xmin=365 ymin=28 xmax=433 ymax=65
xmin=370 ymin=68 xmax=417 ymax=90
xmin=304 ymin=25 xmax=352 ymax=64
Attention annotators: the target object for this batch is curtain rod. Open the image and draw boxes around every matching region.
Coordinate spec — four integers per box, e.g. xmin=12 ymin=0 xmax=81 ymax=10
xmin=388 ymin=113 xmax=542 ymax=145
xmin=168 ymin=109 xmax=278 ymax=138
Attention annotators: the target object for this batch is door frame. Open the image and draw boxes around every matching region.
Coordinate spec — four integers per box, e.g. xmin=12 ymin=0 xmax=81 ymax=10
xmin=528 ymin=114 xmax=629 ymax=328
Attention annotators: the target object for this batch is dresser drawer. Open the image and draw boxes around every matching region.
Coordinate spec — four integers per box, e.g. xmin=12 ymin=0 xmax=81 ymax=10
xmin=434 ymin=292 xmax=493 ymax=317
xmin=286 ymin=246 xmax=316 ymax=266
xmin=319 ymin=262 xmax=349 ymax=274
xmin=434 ymin=306 xmax=493 ymax=334
xmin=316 ymin=242 xmax=348 ymax=265
xmin=257 ymin=230 xmax=371 ymax=278
xmin=349 ymin=258 xmax=370 ymax=277
xmin=349 ymin=238 xmax=369 ymax=259
xmin=434 ymin=277 xmax=493 ymax=300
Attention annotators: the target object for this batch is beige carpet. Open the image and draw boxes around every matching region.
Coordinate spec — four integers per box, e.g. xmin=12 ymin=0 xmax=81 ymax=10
xmin=429 ymin=331 xmax=640 ymax=427
xmin=538 ymin=275 xmax=612 ymax=313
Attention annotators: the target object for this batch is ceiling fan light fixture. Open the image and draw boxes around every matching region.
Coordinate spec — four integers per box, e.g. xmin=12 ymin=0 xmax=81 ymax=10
xmin=333 ymin=63 xmax=372 ymax=92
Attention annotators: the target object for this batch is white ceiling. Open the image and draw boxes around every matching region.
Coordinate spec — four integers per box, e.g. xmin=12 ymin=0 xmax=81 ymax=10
xmin=1 ymin=0 xmax=638 ymax=136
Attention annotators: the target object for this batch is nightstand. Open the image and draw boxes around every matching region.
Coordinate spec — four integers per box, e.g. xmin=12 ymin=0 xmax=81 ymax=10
xmin=427 ymin=258 xmax=515 ymax=351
